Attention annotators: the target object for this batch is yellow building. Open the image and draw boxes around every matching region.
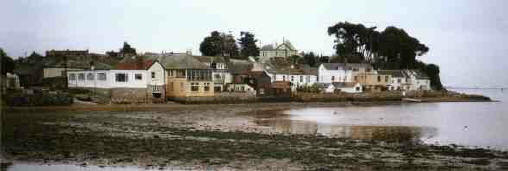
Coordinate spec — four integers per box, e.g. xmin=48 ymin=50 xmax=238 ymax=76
xmin=158 ymin=54 xmax=214 ymax=99
xmin=353 ymin=72 xmax=391 ymax=92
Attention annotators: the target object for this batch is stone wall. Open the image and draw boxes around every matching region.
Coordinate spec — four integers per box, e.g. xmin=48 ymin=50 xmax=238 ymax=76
xmin=171 ymin=92 xmax=256 ymax=104
xmin=111 ymin=88 xmax=150 ymax=103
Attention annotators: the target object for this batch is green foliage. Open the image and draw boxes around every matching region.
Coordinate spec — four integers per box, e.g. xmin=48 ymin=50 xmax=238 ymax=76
xmin=120 ymin=42 xmax=136 ymax=55
xmin=297 ymin=84 xmax=321 ymax=93
xmin=42 ymin=77 xmax=67 ymax=90
xmin=14 ymin=52 xmax=45 ymax=87
xmin=302 ymin=52 xmax=318 ymax=67
xmin=1 ymin=48 xmax=15 ymax=75
xmin=4 ymin=92 xmax=73 ymax=106
xmin=327 ymin=21 xmax=429 ymax=67
xmin=238 ymin=32 xmax=260 ymax=59
xmin=199 ymin=31 xmax=239 ymax=57
xmin=328 ymin=21 xmax=440 ymax=89
xmin=417 ymin=62 xmax=444 ymax=90
xmin=289 ymin=55 xmax=302 ymax=65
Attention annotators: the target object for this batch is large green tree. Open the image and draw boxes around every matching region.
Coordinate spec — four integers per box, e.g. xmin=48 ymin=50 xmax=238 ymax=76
xmin=302 ymin=52 xmax=317 ymax=67
xmin=328 ymin=21 xmax=441 ymax=90
xmin=1 ymin=48 xmax=15 ymax=75
xmin=120 ymin=42 xmax=136 ymax=56
xmin=238 ymin=31 xmax=260 ymax=59
xmin=199 ymin=31 xmax=239 ymax=57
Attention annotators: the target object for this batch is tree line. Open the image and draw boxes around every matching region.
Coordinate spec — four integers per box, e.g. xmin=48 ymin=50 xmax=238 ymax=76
xmin=327 ymin=21 xmax=441 ymax=89
xmin=199 ymin=31 xmax=260 ymax=60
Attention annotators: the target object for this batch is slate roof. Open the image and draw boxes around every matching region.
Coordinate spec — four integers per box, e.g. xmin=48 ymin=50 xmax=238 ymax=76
xmin=260 ymin=45 xmax=274 ymax=51
xmin=378 ymin=70 xmax=407 ymax=77
xmin=45 ymin=61 xmax=112 ymax=70
xmin=193 ymin=56 xmax=227 ymax=63
xmin=321 ymin=63 xmax=372 ymax=70
xmin=157 ymin=54 xmax=210 ymax=69
xmin=228 ymin=59 xmax=253 ymax=74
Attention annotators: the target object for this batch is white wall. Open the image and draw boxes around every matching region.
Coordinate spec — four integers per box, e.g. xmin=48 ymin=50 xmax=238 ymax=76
xmin=338 ymin=83 xmax=363 ymax=93
xmin=265 ymin=71 xmax=317 ymax=87
xmin=147 ymin=62 xmax=165 ymax=86
xmin=318 ymin=64 xmax=353 ymax=83
xmin=68 ymin=70 xmax=149 ymax=89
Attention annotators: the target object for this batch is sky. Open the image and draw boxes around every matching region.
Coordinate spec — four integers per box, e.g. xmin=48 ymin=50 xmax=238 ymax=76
xmin=1 ymin=0 xmax=507 ymax=88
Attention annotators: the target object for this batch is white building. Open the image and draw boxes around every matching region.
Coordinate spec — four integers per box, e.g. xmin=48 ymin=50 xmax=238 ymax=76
xmin=318 ymin=63 xmax=373 ymax=83
xmin=379 ymin=70 xmax=431 ymax=91
xmin=264 ymin=65 xmax=318 ymax=90
xmin=319 ymin=82 xmax=363 ymax=93
xmin=67 ymin=70 xmax=149 ymax=89
xmin=147 ymin=61 xmax=166 ymax=98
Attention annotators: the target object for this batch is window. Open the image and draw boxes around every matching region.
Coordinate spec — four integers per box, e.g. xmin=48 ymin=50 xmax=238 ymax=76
xmin=69 ymin=74 xmax=76 ymax=80
xmin=354 ymin=76 xmax=358 ymax=81
xmin=385 ymin=76 xmax=389 ymax=82
xmin=169 ymin=82 xmax=174 ymax=91
xmin=135 ymin=73 xmax=142 ymax=80
xmin=97 ymin=73 xmax=106 ymax=80
xmin=283 ymin=76 xmax=286 ymax=81
xmin=366 ymin=68 xmax=372 ymax=72
xmin=291 ymin=76 xmax=294 ymax=82
xmin=377 ymin=76 xmax=381 ymax=82
xmin=191 ymin=83 xmax=199 ymax=91
xmin=398 ymin=79 xmax=401 ymax=83
xmin=87 ymin=73 xmax=94 ymax=80
xmin=353 ymin=68 xmax=359 ymax=72
xmin=331 ymin=76 xmax=335 ymax=81
xmin=151 ymin=72 xmax=155 ymax=78
xmin=115 ymin=73 xmax=128 ymax=82
xmin=78 ymin=73 xmax=85 ymax=80
xmin=300 ymin=76 xmax=303 ymax=82
xmin=204 ymin=83 xmax=210 ymax=91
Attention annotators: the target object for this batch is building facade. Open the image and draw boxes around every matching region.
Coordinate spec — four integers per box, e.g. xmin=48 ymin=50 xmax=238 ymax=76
xmin=259 ymin=40 xmax=299 ymax=63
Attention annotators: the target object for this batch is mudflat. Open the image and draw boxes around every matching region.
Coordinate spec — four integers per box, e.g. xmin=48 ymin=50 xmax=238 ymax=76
xmin=2 ymin=102 xmax=508 ymax=170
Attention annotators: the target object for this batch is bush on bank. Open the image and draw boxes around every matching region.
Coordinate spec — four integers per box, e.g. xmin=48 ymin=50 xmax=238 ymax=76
xmin=4 ymin=92 xmax=73 ymax=106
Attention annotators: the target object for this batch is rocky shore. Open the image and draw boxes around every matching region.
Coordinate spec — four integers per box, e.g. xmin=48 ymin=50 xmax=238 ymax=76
xmin=2 ymin=102 xmax=507 ymax=170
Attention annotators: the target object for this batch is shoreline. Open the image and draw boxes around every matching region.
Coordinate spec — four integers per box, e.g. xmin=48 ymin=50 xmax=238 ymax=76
xmin=3 ymin=101 xmax=508 ymax=170
xmin=2 ymin=93 xmax=494 ymax=112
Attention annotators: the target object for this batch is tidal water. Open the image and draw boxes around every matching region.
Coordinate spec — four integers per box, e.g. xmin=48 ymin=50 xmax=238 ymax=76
xmin=257 ymin=89 xmax=508 ymax=150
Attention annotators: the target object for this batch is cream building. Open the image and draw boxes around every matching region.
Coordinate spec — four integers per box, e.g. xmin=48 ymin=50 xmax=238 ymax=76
xmin=259 ymin=40 xmax=299 ymax=63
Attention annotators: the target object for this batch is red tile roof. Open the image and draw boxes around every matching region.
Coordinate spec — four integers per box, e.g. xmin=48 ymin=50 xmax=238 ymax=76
xmin=114 ymin=58 xmax=154 ymax=70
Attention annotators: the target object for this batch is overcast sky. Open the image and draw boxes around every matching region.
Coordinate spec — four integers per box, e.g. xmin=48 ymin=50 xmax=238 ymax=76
xmin=1 ymin=0 xmax=507 ymax=87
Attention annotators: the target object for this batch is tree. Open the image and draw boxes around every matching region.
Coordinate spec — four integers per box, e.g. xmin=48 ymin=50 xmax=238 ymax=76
xmin=222 ymin=33 xmax=239 ymax=58
xmin=376 ymin=26 xmax=429 ymax=69
xmin=120 ymin=42 xmax=136 ymax=56
xmin=199 ymin=31 xmax=239 ymax=57
xmin=1 ymin=48 xmax=15 ymax=75
xmin=289 ymin=55 xmax=302 ymax=65
xmin=328 ymin=21 xmax=439 ymax=89
xmin=238 ymin=32 xmax=260 ymax=59
xmin=302 ymin=52 xmax=317 ymax=67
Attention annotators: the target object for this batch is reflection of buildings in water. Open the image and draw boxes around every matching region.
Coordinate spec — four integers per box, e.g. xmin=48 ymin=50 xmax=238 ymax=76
xmin=256 ymin=119 xmax=437 ymax=142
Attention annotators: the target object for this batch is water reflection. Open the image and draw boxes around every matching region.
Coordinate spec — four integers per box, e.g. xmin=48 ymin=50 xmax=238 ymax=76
xmin=251 ymin=89 xmax=508 ymax=149
xmin=255 ymin=119 xmax=437 ymax=143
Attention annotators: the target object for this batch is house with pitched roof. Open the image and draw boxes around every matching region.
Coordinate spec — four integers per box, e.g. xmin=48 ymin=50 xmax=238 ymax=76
xmin=378 ymin=70 xmax=431 ymax=91
xmin=157 ymin=54 xmax=214 ymax=99
xmin=259 ymin=40 xmax=299 ymax=63
xmin=318 ymin=63 xmax=391 ymax=92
